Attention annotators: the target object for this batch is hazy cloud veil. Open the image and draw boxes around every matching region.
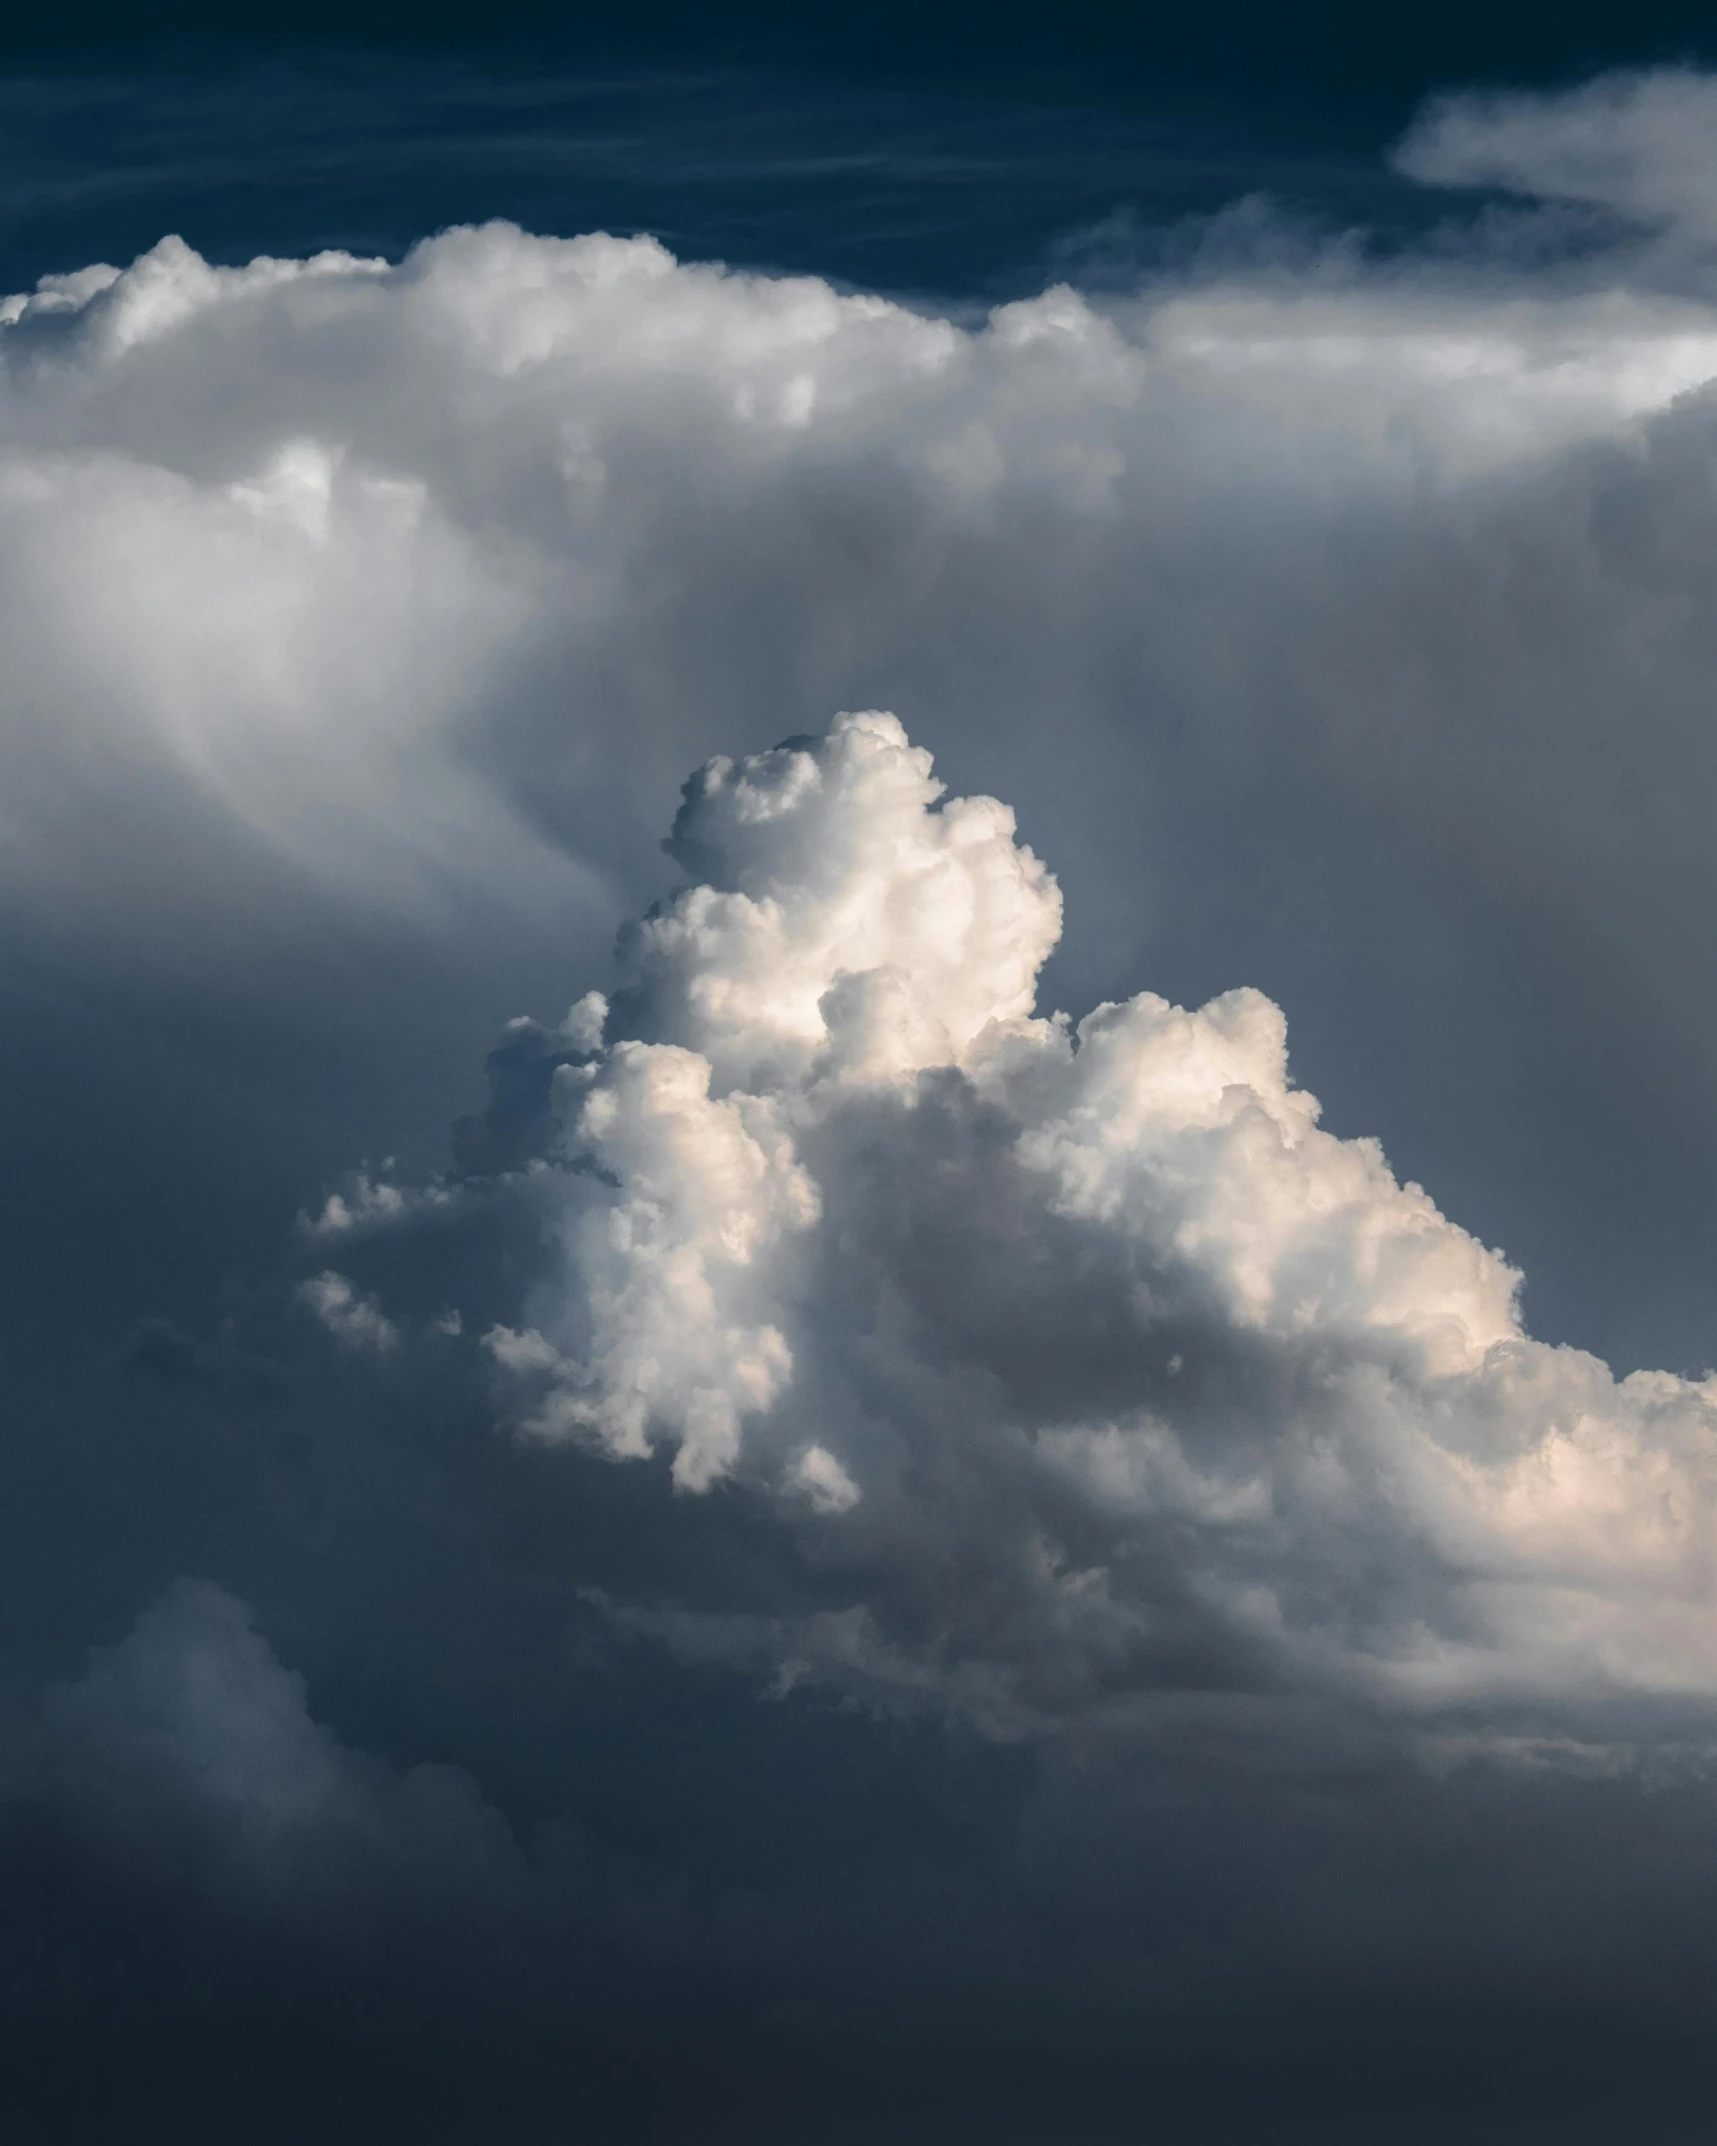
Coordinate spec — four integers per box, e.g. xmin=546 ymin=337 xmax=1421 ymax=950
xmin=12 ymin=61 xmax=1717 ymax=2143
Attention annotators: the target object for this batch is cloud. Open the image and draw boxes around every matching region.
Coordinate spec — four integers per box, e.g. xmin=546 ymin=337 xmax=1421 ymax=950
xmin=785 ymin=1444 xmax=862 ymax=1515
xmin=298 ymin=1269 xmax=399 ymax=1351
xmin=6 ymin=195 xmax=1717 ymax=980
xmin=41 ymin=1579 xmax=525 ymax=1925
xmin=1399 ymin=68 xmax=1717 ymax=243
xmin=47 ymin=1578 xmax=354 ymax=1829
xmin=470 ymin=715 xmax=1717 ymax=1745
xmin=9 ymin=189 xmax=1717 ymax=1318
xmin=10 ymin=189 xmax=1717 ymax=1268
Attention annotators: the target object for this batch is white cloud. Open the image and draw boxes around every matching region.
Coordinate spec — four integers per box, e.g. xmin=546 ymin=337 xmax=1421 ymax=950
xmin=483 ymin=716 xmax=1717 ymax=1744
xmin=308 ymin=1174 xmax=409 ymax=1233
xmin=785 ymin=1444 xmax=862 ymax=1516
xmin=533 ymin=1038 xmax=817 ymax=1490
xmin=8 ymin=185 xmax=1717 ymax=1248
xmin=307 ymin=1172 xmax=451 ymax=1235
xmin=621 ymin=710 xmax=1061 ymax=1091
xmin=299 ymin=1270 xmax=399 ymax=1352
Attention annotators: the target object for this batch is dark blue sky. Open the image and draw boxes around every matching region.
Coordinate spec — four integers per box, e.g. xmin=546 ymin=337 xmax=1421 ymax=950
xmin=3 ymin=0 xmax=1714 ymax=303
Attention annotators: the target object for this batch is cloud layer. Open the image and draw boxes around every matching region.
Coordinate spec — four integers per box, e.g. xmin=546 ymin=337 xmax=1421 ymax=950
xmin=7 ymin=130 xmax=1717 ymax=986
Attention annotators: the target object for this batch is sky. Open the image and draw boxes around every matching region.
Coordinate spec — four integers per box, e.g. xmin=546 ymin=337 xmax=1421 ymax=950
xmin=11 ymin=7 xmax=1717 ymax=2142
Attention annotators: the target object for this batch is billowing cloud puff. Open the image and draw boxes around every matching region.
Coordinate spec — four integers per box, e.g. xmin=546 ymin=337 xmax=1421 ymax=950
xmin=491 ymin=711 xmax=1059 ymax=1488
xmin=477 ymin=715 xmax=1717 ymax=1743
xmin=621 ymin=711 xmax=1061 ymax=1090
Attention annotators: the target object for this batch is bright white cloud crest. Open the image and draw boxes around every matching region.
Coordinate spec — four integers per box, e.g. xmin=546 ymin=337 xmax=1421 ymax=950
xmin=480 ymin=713 xmax=1717 ymax=1742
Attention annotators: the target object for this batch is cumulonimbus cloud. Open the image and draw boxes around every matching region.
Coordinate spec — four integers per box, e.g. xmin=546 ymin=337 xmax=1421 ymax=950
xmin=10 ymin=73 xmax=1717 ymax=1758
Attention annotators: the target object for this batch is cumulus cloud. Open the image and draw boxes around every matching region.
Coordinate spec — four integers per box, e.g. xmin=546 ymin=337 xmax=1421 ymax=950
xmin=468 ymin=715 xmax=1717 ymax=1745
xmin=298 ymin=1269 xmax=400 ymax=1351
xmin=307 ymin=1171 xmax=455 ymax=1235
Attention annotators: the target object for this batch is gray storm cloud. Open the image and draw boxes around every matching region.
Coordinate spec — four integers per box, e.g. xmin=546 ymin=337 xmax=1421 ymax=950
xmin=43 ymin=1578 xmax=525 ymax=1923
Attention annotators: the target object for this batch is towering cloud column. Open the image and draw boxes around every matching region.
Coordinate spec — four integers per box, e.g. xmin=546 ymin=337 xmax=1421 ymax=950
xmin=470 ymin=713 xmax=1717 ymax=1742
